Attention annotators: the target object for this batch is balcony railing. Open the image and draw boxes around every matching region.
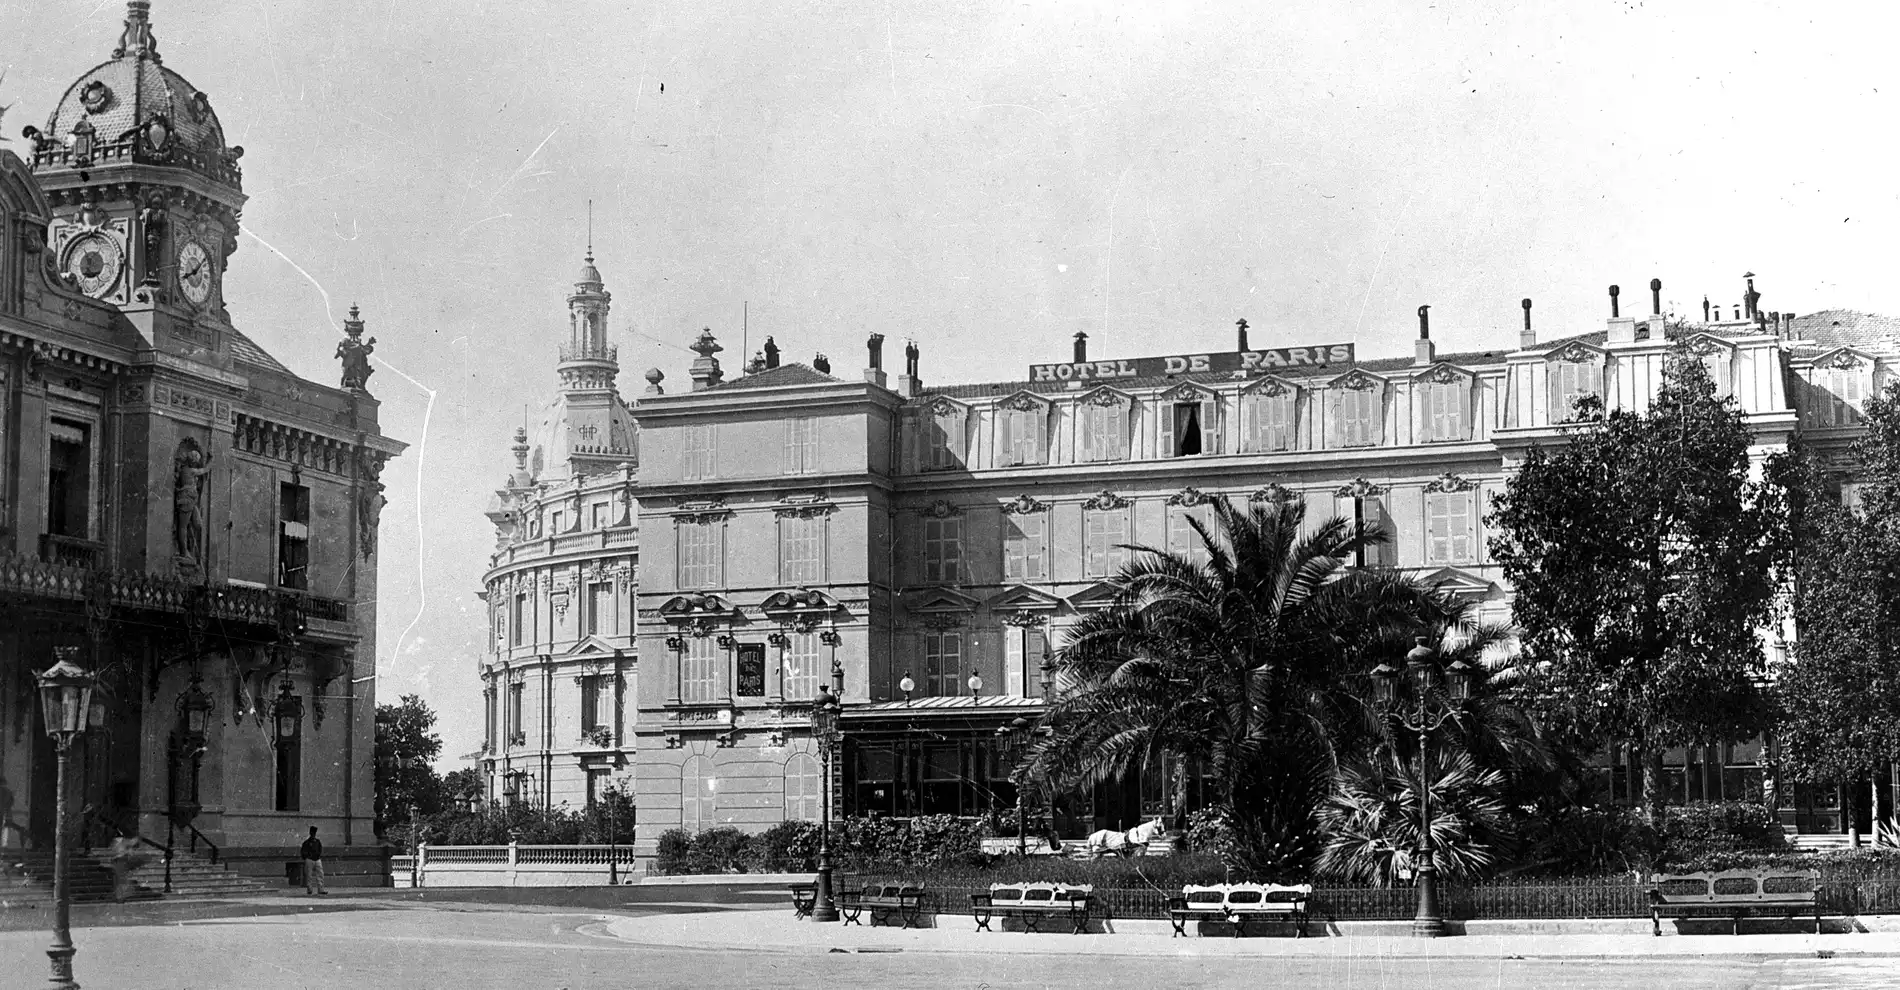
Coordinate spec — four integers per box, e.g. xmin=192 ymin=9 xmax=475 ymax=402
xmin=0 ymin=552 xmax=349 ymax=628
xmin=39 ymin=534 xmax=104 ymax=570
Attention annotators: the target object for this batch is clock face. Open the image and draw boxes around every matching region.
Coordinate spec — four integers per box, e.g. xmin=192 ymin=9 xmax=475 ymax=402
xmin=177 ymin=240 xmax=214 ymax=306
xmin=62 ymin=232 xmax=123 ymax=298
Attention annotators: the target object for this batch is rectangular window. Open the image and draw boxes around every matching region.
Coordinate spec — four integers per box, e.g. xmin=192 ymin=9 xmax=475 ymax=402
xmin=549 ymin=510 xmax=565 ymax=535
xmin=682 ymin=423 xmax=717 ymax=480
xmin=591 ymin=502 xmax=610 ymax=529
xmin=783 ymin=416 xmax=818 ymax=475
xmin=1825 ymin=367 xmax=1866 ymax=426
xmin=511 ymin=593 xmax=526 ymax=646
xmin=484 ymin=691 xmax=496 ymax=750
xmin=997 ymin=405 xmax=1044 ymax=466
xmin=923 ymin=515 xmax=963 ymax=584
xmin=681 ymin=636 xmax=721 ymax=704
xmin=1336 ymin=387 xmax=1381 ymax=447
xmin=46 ymin=419 xmax=91 ymax=539
xmin=1079 ymin=401 xmax=1126 ymax=463
xmin=508 ymin=683 xmax=524 ymax=742
xmin=1423 ymin=380 xmax=1468 ymax=442
xmin=779 ymin=513 xmax=826 ymax=584
xmin=1167 ymin=506 xmax=1211 ymax=568
xmin=1004 ymin=624 xmax=1049 ymax=698
xmin=926 ymin=406 xmax=967 ymax=471
xmin=783 ymin=632 xmax=821 ymax=701
xmin=677 ymin=520 xmax=722 ymax=589
xmin=1003 ymin=512 xmax=1047 ymax=582
xmin=924 ymin=632 xmax=962 ymax=698
xmin=278 ymin=482 xmax=310 ymax=590
xmin=1426 ymin=492 xmax=1475 ymax=564
xmin=580 ymin=674 xmax=611 ymax=733
xmin=1084 ymin=508 xmax=1129 ymax=578
xmin=1550 ymin=360 xmax=1602 ymax=422
xmin=1352 ymin=496 xmax=1390 ymax=568
xmin=1161 ymin=398 xmax=1220 ymax=457
xmin=1243 ymin=390 xmax=1295 ymax=452
xmin=585 ymin=581 xmax=612 ymax=635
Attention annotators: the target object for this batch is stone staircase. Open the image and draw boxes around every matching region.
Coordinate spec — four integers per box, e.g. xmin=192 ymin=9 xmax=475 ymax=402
xmin=4 ymin=845 xmax=269 ymax=903
xmin=1790 ymin=833 xmax=1857 ymax=852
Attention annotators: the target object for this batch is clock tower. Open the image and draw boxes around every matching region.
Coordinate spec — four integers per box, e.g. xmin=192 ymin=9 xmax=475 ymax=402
xmin=23 ymin=0 xmax=246 ymax=360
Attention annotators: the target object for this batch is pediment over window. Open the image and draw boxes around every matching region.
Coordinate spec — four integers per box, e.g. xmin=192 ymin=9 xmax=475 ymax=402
xmin=1417 ymin=566 xmax=1498 ymax=602
xmin=1546 ymin=340 xmax=1606 ymax=363
xmin=761 ymin=588 xmax=840 ymax=615
xmin=1000 ymin=493 xmax=1049 ymax=515
xmin=906 ymin=588 xmax=980 ymax=615
xmin=1682 ymin=333 xmax=1737 ymax=357
xmin=1412 ymin=363 xmax=1475 ymax=384
xmin=1157 ymin=380 xmax=1218 ymax=402
xmin=1810 ymin=347 xmax=1874 ymax=371
xmin=1076 ymin=385 xmax=1134 ymax=408
xmin=926 ymin=394 xmax=971 ymax=416
xmin=1065 ymin=581 xmax=1124 ymax=612
xmin=558 ymin=635 xmax=624 ymax=660
xmin=984 ymin=584 xmax=1065 ymax=615
xmin=658 ymin=593 xmax=739 ymax=622
xmin=1328 ymin=368 xmax=1387 ymax=391
xmin=1238 ymin=375 xmax=1301 ymax=398
xmin=996 ymin=390 xmax=1053 ymax=412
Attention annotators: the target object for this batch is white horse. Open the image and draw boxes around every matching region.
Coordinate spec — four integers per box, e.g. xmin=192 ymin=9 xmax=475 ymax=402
xmin=1082 ymin=817 xmax=1166 ymax=859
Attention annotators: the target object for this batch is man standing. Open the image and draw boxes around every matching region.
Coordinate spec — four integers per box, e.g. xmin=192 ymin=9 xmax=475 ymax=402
xmin=300 ymin=826 xmax=328 ymax=895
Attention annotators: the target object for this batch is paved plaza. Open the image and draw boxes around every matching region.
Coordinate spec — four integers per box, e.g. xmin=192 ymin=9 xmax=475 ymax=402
xmin=3 ymin=891 xmax=1898 ymax=989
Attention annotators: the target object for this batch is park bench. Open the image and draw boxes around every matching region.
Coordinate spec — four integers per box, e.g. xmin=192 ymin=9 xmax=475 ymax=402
xmin=1167 ymin=883 xmax=1311 ymax=937
xmin=970 ymin=882 xmax=1095 ymax=934
xmin=787 ymin=881 xmax=817 ymax=919
xmin=841 ymin=884 xmax=927 ymax=928
xmin=1648 ymin=870 xmax=1824 ymax=936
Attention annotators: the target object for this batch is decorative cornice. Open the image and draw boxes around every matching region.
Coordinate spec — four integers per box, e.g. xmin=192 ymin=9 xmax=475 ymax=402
xmin=1000 ymin=493 xmax=1049 ymax=515
xmin=672 ymin=498 xmax=730 ymax=525
xmin=1417 ymin=364 xmax=1467 ymax=385
xmin=1158 ymin=380 xmax=1215 ymax=402
xmin=1248 ymin=483 xmax=1296 ymax=504
xmin=1166 ymin=486 xmax=1211 ymax=507
xmin=1334 ymin=477 xmax=1386 ymax=498
xmin=999 ymin=611 xmax=1049 ymax=628
xmin=1821 ymin=350 xmax=1866 ymax=371
xmin=1422 ymin=472 xmax=1477 ymax=494
xmin=1080 ymin=387 xmax=1129 ymax=408
xmin=928 ymin=395 xmax=966 ymax=416
xmin=1331 ymin=369 xmax=1384 ymax=392
xmin=1550 ymin=341 xmax=1600 ymax=364
xmin=999 ymin=391 xmax=1049 ymax=412
xmin=773 ymin=493 xmax=835 ymax=519
xmin=1240 ymin=376 xmax=1297 ymax=398
xmin=1684 ymin=335 xmax=1731 ymax=357
xmin=1081 ymin=490 xmax=1130 ymax=511
xmin=925 ymin=498 xmax=962 ymax=518
xmin=920 ymin=613 xmax=964 ymax=630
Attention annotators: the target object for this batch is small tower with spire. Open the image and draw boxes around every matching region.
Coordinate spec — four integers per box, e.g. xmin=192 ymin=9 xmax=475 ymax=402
xmin=560 ymin=202 xmax=617 ymax=393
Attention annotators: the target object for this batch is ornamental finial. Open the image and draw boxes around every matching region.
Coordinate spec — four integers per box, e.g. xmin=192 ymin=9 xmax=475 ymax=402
xmin=114 ymin=1 xmax=161 ymax=62
xmin=336 ymin=304 xmax=376 ymax=392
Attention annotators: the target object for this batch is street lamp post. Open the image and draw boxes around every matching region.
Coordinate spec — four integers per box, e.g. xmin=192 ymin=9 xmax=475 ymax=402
xmin=607 ymin=784 xmax=620 ymax=886
xmin=1369 ymin=637 xmax=1473 ymax=939
xmin=808 ymin=685 xmax=843 ymax=922
xmin=38 ymin=652 xmax=94 ymax=990
xmin=994 ymin=716 xmax=1033 ymax=856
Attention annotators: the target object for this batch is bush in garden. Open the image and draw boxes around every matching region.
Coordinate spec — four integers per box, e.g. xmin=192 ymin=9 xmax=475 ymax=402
xmin=1656 ymin=801 xmax=1786 ymax=865
xmin=654 ymin=828 xmax=693 ymax=875
xmin=686 ymin=827 xmax=753 ymax=873
xmin=749 ymin=820 xmax=823 ymax=872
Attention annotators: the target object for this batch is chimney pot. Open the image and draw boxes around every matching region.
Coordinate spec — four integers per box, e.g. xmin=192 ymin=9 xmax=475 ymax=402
xmin=1519 ymin=298 xmax=1535 ymax=349
xmin=867 ymin=332 xmax=885 ymax=370
xmin=1235 ymin=318 xmax=1250 ymax=352
xmin=1702 ymin=296 xmax=1711 ymax=322
xmin=1650 ymin=278 xmax=1662 ymax=316
xmin=813 ymin=352 xmax=831 ymax=374
xmin=1609 ymin=285 xmax=1621 ymax=318
xmin=1414 ymin=305 xmax=1434 ymax=366
xmin=1073 ymin=332 xmax=1088 ymax=364
xmin=1417 ymin=304 xmax=1431 ymax=340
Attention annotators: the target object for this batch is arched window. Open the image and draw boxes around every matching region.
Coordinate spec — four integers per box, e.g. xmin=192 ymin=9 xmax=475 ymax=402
xmin=784 ymin=753 xmax=822 ymax=821
xmin=681 ymin=756 xmax=718 ymax=831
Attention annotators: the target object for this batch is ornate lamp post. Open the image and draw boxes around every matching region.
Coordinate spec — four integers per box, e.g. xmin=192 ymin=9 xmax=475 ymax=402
xmin=994 ymin=716 xmax=1035 ymax=856
xmin=966 ymin=671 xmax=983 ymax=699
xmin=167 ymin=672 xmax=214 ymax=895
xmin=1369 ymin=637 xmax=1473 ymax=939
xmin=898 ymin=673 xmax=914 ymax=704
xmin=808 ymin=684 xmax=843 ymax=922
xmin=606 ymin=782 xmax=621 ymax=886
xmin=37 ymin=652 xmax=94 ymax=990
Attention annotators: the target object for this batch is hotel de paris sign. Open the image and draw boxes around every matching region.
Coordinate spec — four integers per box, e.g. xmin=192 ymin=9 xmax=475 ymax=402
xmin=1030 ymin=343 xmax=1356 ymax=383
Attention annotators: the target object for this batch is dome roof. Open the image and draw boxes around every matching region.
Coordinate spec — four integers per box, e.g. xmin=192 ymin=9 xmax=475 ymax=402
xmin=30 ymin=2 xmax=242 ymax=191
xmin=576 ymin=253 xmax=603 ymax=288
xmin=527 ymin=391 xmax=638 ymax=484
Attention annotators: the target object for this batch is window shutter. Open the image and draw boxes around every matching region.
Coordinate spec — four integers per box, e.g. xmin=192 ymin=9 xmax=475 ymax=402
xmin=1454 ymin=381 xmax=1471 ymax=441
xmin=996 ymin=409 xmax=1015 ymax=467
xmin=1326 ymin=389 xmax=1343 ymax=448
xmin=1241 ymin=394 xmax=1259 ymax=452
xmin=1034 ymin=408 xmax=1049 ymax=464
xmin=1079 ymin=405 xmax=1096 ymax=462
xmin=1200 ymin=397 xmax=1220 ymax=454
xmin=1158 ymin=399 xmax=1177 ymax=458
xmin=1367 ymin=496 xmax=1390 ymax=566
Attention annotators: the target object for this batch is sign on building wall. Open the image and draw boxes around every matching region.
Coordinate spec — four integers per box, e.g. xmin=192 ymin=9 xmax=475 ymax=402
xmin=736 ymin=643 xmax=767 ymax=697
xmin=1029 ymin=343 xmax=1356 ymax=383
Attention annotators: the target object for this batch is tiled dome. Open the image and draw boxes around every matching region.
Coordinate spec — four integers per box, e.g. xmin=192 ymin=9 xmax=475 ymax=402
xmin=31 ymin=2 xmax=242 ymax=190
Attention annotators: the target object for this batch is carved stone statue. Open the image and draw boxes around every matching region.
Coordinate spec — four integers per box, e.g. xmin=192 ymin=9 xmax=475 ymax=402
xmin=336 ymin=304 xmax=376 ymax=391
xmin=359 ymin=478 xmax=386 ymax=559
xmin=173 ymin=440 xmax=213 ymax=567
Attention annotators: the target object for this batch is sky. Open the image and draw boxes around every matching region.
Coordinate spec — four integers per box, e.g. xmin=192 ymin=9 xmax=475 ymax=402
xmin=4 ymin=0 xmax=1897 ymax=769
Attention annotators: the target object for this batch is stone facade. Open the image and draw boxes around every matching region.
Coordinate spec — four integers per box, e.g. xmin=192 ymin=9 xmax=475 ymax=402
xmin=614 ymin=279 xmax=1894 ymax=860
xmin=0 ymin=3 xmax=404 ymax=886
xmin=475 ymin=256 xmax=639 ymax=812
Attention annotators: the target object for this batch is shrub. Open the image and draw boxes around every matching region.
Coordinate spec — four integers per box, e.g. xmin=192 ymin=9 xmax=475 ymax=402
xmin=654 ymin=828 xmax=693 ymax=874
xmin=687 ymin=827 xmax=753 ymax=873
xmin=1506 ymin=805 xmax=1654 ymax=878
xmin=749 ymin=820 xmax=822 ymax=872
xmin=1656 ymin=802 xmax=1786 ymax=866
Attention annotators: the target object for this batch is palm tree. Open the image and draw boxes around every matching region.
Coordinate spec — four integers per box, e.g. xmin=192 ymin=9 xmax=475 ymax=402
xmin=1025 ymin=495 xmax=1443 ymax=878
xmin=1314 ymin=747 xmax=1511 ymax=887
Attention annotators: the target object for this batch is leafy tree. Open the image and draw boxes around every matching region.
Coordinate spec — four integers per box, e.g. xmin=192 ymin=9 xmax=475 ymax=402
xmin=1026 ymin=495 xmax=1442 ymax=878
xmin=441 ymin=767 xmax=485 ymax=808
xmin=374 ymin=694 xmax=445 ymax=837
xmin=1767 ymin=398 xmax=1900 ymax=844
xmin=1488 ymin=353 xmax=1781 ymax=821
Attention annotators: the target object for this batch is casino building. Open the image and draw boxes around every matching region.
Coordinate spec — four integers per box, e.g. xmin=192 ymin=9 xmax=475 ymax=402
xmin=620 ymin=273 xmax=1893 ymax=861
